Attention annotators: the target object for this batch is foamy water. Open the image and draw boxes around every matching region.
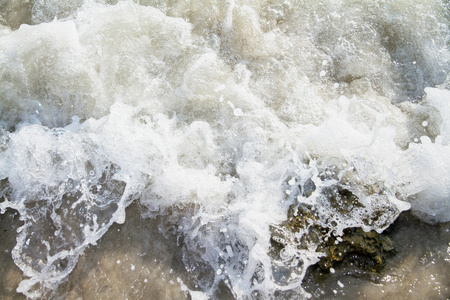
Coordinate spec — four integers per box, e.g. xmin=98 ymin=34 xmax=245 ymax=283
xmin=0 ymin=0 xmax=449 ymax=298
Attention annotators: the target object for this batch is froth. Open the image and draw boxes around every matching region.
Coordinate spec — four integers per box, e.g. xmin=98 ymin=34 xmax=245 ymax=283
xmin=0 ymin=0 xmax=449 ymax=298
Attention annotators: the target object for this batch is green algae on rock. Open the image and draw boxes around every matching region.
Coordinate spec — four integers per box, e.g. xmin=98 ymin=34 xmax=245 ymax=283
xmin=271 ymin=202 xmax=396 ymax=275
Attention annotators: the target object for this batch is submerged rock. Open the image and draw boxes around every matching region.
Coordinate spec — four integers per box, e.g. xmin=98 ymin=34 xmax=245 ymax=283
xmin=271 ymin=203 xmax=396 ymax=274
xmin=316 ymin=227 xmax=394 ymax=272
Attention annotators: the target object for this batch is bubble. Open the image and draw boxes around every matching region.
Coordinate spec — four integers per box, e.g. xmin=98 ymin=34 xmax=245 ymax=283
xmin=234 ymin=108 xmax=244 ymax=116
xmin=226 ymin=245 xmax=234 ymax=258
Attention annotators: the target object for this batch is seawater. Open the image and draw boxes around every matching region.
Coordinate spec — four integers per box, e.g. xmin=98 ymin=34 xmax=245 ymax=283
xmin=0 ymin=0 xmax=449 ymax=298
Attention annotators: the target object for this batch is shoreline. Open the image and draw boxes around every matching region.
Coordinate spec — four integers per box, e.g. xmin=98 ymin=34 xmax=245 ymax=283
xmin=1 ymin=203 xmax=448 ymax=299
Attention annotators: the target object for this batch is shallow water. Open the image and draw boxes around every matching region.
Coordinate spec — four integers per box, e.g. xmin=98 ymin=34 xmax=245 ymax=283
xmin=0 ymin=0 xmax=450 ymax=299
xmin=2 ymin=204 xmax=449 ymax=299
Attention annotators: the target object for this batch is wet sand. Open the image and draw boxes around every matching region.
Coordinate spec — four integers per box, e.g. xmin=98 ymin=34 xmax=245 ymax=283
xmin=54 ymin=204 xmax=189 ymax=300
xmin=1 ymin=204 xmax=449 ymax=299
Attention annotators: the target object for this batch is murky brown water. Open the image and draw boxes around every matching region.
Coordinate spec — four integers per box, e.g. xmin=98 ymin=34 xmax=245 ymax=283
xmin=2 ymin=203 xmax=448 ymax=299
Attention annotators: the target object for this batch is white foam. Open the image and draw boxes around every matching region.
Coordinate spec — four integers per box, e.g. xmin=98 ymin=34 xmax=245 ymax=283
xmin=425 ymin=87 xmax=450 ymax=143
xmin=0 ymin=0 xmax=449 ymax=298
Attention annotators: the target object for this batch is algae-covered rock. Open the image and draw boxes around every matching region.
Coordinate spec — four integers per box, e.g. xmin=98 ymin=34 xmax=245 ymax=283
xmin=270 ymin=203 xmax=395 ymax=273
xmin=316 ymin=227 xmax=394 ymax=272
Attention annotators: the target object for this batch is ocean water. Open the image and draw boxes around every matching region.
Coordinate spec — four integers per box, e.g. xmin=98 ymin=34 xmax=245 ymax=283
xmin=0 ymin=0 xmax=449 ymax=299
